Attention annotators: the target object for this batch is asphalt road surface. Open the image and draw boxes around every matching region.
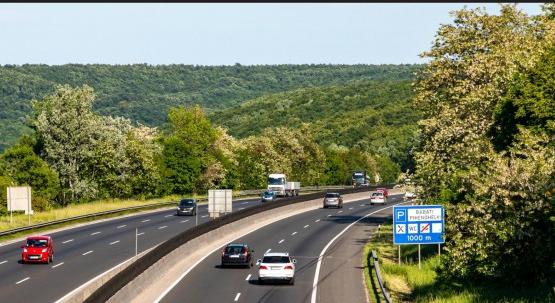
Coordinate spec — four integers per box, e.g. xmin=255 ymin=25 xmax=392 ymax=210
xmin=0 ymin=197 xmax=265 ymax=303
xmin=159 ymin=194 xmax=403 ymax=303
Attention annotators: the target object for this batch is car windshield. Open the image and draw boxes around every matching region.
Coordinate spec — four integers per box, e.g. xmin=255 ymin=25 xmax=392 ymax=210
xmin=225 ymin=246 xmax=246 ymax=254
xmin=262 ymin=256 xmax=290 ymax=263
xmin=263 ymin=191 xmax=274 ymax=196
xmin=325 ymin=193 xmax=339 ymax=198
xmin=372 ymin=192 xmax=383 ymax=197
xmin=268 ymin=177 xmax=285 ymax=185
xmin=180 ymin=200 xmax=195 ymax=206
xmin=26 ymin=239 xmax=48 ymax=247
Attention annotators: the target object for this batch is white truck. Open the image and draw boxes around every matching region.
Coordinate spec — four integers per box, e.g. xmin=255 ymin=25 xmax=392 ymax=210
xmin=267 ymin=173 xmax=300 ymax=197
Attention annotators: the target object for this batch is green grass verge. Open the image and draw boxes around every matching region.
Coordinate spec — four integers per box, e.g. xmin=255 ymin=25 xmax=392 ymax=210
xmin=364 ymin=223 xmax=555 ymax=303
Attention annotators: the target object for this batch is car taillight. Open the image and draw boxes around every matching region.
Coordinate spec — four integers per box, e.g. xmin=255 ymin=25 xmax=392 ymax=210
xmin=221 ymin=250 xmax=225 ymax=256
xmin=259 ymin=265 xmax=268 ymax=270
xmin=284 ymin=265 xmax=293 ymax=270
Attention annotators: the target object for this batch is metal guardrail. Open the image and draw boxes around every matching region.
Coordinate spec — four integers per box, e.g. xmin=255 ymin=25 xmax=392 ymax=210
xmin=371 ymin=249 xmax=393 ymax=303
xmin=0 ymin=185 xmax=363 ymax=237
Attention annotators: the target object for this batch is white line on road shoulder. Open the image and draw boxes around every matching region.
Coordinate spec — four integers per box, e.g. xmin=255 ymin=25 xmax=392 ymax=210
xmin=234 ymin=293 xmax=241 ymax=301
xmin=16 ymin=277 xmax=29 ymax=284
xmin=110 ymin=240 xmax=120 ymax=245
xmin=52 ymin=262 xmax=64 ymax=268
xmin=278 ymin=239 xmax=284 ymax=244
xmin=117 ymin=225 xmax=126 ymax=229
xmin=245 ymin=274 xmax=251 ymax=281
xmin=158 ymin=226 xmax=167 ymax=230
xmin=310 ymin=203 xmax=404 ymax=303
xmin=62 ymin=239 xmax=74 ymax=244
xmin=82 ymin=250 xmax=93 ymax=256
xmin=90 ymin=232 xmax=101 ymax=235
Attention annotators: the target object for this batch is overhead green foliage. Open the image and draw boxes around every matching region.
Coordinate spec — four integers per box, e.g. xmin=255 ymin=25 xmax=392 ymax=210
xmin=0 ymin=64 xmax=420 ymax=151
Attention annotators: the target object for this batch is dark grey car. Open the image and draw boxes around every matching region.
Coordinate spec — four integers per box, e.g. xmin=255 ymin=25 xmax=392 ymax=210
xmin=176 ymin=199 xmax=197 ymax=216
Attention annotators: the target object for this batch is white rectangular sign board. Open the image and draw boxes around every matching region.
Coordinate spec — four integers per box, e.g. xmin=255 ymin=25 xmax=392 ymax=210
xmin=208 ymin=189 xmax=232 ymax=218
xmin=7 ymin=186 xmax=33 ymax=215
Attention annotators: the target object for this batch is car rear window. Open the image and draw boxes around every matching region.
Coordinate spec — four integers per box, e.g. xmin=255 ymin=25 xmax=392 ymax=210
xmin=26 ymin=239 xmax=48 ymax=247
xmin=325 ymin=193 xmax=339 ymax=198
xmin=262 ymin=256 xmax=291 ymax=263
xmin=225 ymin=246 xmax=245 ymax=254
xmin=180 ymin=199 xmax=195 ymax=206
xmin=372 ymin=192 xmax=384 ymax=197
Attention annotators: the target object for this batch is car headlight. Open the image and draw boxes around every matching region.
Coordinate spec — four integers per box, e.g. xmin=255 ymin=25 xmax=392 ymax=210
xmin=42 ymin=248 xmax=48 ymax=253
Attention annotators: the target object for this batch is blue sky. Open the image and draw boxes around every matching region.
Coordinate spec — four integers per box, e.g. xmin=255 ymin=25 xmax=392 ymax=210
xmin=0 ymin=3 xmax=544 ymax=65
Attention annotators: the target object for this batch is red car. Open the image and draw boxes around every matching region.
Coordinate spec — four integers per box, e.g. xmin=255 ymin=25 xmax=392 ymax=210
xmin=21 ymin=236 xmax=54 ymax=264
xmin=376 ymin=187 xmax=389 ymax=198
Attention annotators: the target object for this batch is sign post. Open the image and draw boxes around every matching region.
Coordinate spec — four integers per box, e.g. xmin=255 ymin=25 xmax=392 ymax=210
xmin=393 ymin=205 xmax=445 ymax=269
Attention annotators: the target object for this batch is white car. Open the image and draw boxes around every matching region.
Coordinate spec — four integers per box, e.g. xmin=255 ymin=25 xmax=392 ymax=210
xmin=257 ymin=252 xmax=296 ymax=285
xmin=404 ymin=191 xmax=416 ymax=200
xmin=370 ymin=191 xmax=387 ymax=205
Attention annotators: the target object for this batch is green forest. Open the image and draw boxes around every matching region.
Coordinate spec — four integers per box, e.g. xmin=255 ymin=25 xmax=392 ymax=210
xmin=0 ymin=64 xmax=419 ymax=151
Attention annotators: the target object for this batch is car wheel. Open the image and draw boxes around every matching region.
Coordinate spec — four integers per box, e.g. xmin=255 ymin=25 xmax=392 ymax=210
xmin=258 ymin=278 xmax=264 ymax=285
xmin=50 ymin=254 xmax=53 ymax=263
xmin=289 ymin=277 xmax=295 ymax=285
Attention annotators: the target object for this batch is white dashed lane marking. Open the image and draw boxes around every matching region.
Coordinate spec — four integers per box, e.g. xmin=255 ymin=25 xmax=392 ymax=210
xmin=265 ymin=249 xmax=271 ymax=254
xmin=0 ymin=260 xmax=7 ymax=265
xmin=239 ymin=208 xmax=245 ymax=210
xmin=62 ymin=239 xmax=74 ymax=244
xmin=304 ymin=225 xmax=310 ymax=229
xmin=349 ymin=207 xmax=353 ymax=210
xmin=241 ymin=202 xmax=249 ymax=205
xmin=141 ymin=219 xmax=151 ymax=223
xmin=164 ymin=215 xmax=173 ymax=218
xmin=245 ymin=274 xmax=251 ymax=281
xmin=117 ymin=225 xmax=126 ymax=229
xmin=180 ymin=220 xmax=189 ymax=223
xmin=234 ymin=293 xmax=241 ymax=301
xmin=278 ymin=239 xmax=284 ymax=244
xmin=315 ymin=219 xmax=320 ymax=222
xmin=291 ymin=232 xmax=297 ymax=236
xmin=52 ymin=262 xmax=64 ymax=268
xmin=158 ymin=226 xmax=168 ymax=230
xmin=201 ymin=215 xmax=208 ymax=218
xmin=137 ymin=232 xmax=145 ymax=236
xmin=337 ymin=211 xmax=343 ymax=214
xmin=91 ymin=232 xmax=101 ymax=235
xmin=82 ymin=250 xmax=93 ymax=256
xmin=327 ymin=214 xmax=332 ymax=217
xmin=16 ymin=277 xmax=29 ymax=284
xmin=110 ymin=240 xmax=120 ymax=245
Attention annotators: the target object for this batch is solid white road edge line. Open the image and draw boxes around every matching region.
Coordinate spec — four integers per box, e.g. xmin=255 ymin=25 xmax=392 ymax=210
xmin=153 ymin=195 xmax=379 ymax=303
xmin=310 ymin=201 xmax=406 ymax=303
xmin=53 ymin=245 xmax=158 ymax=303
xmin=234 ymin=292 xmax=241 ymax=301
xmin=16 ymin=277 xmax=30 ymax=284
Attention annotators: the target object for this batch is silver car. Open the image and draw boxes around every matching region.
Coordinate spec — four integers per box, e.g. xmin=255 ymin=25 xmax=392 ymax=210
xmin=323 ymin=192 xmax=343 ymax=209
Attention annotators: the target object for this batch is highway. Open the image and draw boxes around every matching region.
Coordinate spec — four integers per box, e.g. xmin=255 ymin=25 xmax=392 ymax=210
xmin=0 ymin=197 xmax=265 ymax=303
xmin=158 ymin=194 xmax=403 ymax=303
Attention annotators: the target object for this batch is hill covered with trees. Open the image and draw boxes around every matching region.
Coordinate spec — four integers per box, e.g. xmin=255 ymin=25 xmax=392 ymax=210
xmin=209 ymin=79 xmax=420 ymax=171
xmin=0 ymin=63 xmax=420 ymax=151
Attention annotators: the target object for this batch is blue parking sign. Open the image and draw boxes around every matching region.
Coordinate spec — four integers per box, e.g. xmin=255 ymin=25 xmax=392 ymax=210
xmin=393 ymin=205 xmax=445 ymax=245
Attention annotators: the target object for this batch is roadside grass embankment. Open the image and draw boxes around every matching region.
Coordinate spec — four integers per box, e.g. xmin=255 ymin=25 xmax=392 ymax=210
xmin=364 ymin=223 xmax=554 ymax=303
